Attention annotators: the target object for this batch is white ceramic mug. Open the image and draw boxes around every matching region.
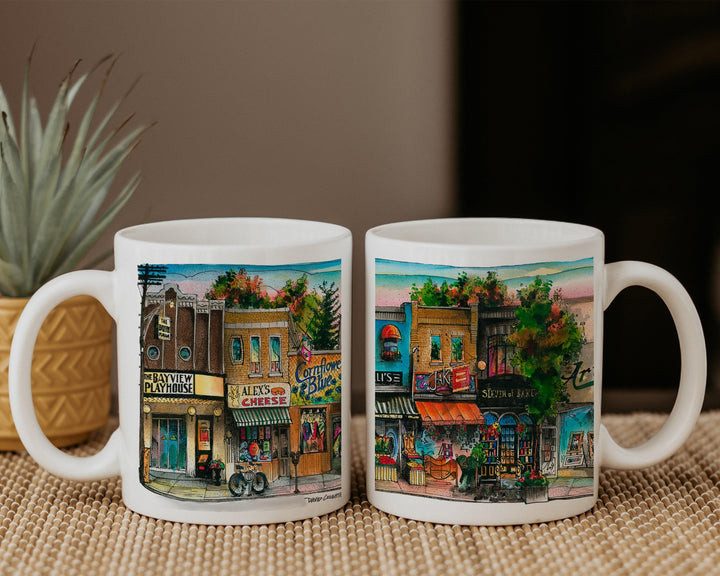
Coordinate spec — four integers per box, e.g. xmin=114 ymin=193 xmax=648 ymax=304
xmin=366 ymin=218 xmax=706 ymax=525
xmin=10 ymin=218 xmax=352 ymax=525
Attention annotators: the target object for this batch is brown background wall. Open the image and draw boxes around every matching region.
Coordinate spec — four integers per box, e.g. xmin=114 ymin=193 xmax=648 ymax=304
xmin=0 ymin=1 xmax=456 ymax=413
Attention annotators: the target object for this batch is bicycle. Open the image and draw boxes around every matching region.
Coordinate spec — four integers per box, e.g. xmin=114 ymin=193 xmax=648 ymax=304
xmin=228 ymin=460 xmax=269 ymax=497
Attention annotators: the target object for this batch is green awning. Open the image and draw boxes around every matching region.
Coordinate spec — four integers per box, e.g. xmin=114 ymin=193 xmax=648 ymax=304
xmin=230 ymin=407 xmax=292 ymax=427
xmin=375 ymin=395 xmax=419 ymax=419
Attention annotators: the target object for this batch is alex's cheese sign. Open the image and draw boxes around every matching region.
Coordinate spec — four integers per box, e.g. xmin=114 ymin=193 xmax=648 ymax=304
xmin=143 ymin=371 xmax=224 ymax=398
xmin=227 ymin=382 xmax=291 ymax=409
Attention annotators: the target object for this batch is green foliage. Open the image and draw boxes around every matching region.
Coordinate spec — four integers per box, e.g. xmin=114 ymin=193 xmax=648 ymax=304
xmin=507 ymin=277 xmax=584 ymax=425
xmin=410 ymin=271 xmax=509 ymax=308
xmin=0 ymin=50 xmax=151 ymax=297
xmin=410 ymin=277 xmax=451 ymax=306
xmin=206 ymin=270 xmax=341 ymax=350
xmin=457 ymin=443 xmax=488 ymax=472
xmin=205 ymin=268 xmax=272 ymax=309
xmin=307 ymin=281 xmax=340 ymax=351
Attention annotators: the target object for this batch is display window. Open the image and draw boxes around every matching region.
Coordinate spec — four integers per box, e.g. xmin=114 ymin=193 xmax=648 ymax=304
xmin=300 ymin=407 xmax=327 ymax=454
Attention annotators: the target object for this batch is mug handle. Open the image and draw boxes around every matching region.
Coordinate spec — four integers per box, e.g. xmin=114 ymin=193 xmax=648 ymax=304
xmin=9 ymin=270 xmax=122 ymax=481
xmin=599 ymin=261 xmax=706 ymax=469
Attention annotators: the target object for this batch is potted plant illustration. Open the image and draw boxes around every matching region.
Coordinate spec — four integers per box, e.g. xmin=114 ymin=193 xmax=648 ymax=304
xmin=374 ymin=435 xmax=398 ymax=482
xmin=0 ymin=49 xmax=151 ymax=449
xmin=516 ymin=469 xmax=550 ymax=503
xmin=209 ymin=459 xmax=225 ymax=486
xmin=456 ymin=444 xmax=487 ymax=492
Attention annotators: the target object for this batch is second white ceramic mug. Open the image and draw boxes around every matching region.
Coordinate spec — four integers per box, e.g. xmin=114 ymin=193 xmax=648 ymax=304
xmin=366 ymin=218 xmax=705 ymax=525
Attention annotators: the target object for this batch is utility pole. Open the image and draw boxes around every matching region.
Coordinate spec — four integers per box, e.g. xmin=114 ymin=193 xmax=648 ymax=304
xmin=137 ymin=264 xmax=167 ymax=483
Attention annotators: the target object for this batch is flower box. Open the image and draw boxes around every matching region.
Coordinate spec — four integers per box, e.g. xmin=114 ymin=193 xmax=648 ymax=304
xmin=375 ymin=464 xmax=398 ymax=482
xmin=523 ymin=485 xmax=549 ymax=504
xmin=409 ymin=467 xmax=426 ymax=486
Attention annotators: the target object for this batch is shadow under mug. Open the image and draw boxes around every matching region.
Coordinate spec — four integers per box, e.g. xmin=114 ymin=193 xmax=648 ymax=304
xmin=366 ymin=218 xmax=706 ymax=525
xmin=9 ymin=218 xmax=352 ymax=525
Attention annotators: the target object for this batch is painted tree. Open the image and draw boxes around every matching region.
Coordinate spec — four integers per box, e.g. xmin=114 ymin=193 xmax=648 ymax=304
xmin=206 ymin=269 xmax=325 ymax=339
xmin=271 ymin=274 xmax=321 ymax=336
xmin=507 ymin=277 xmax=584 ymax=476
xmin=410 ymin=277 xmax=451 ymax=306
xmin=205 ymin=268 xmax=272 ymax=309
xmin=307 ymin=281 xmax=340 ymax=350
xmin=410 ymin=271 xmax=509 ymax=308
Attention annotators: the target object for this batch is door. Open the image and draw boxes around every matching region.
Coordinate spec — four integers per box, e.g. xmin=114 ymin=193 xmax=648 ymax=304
xmin=196 ymin=417 xmax=213 ymax=478
xmin=151 ymin=417 xmax=187 ymax=472
xmin=499 ymin=414 xmax=518 ymax=478
xmin=331 ymin=416 xmax=342 ymax=472
xmin=278 ymin=426 xmax=290 ymax=477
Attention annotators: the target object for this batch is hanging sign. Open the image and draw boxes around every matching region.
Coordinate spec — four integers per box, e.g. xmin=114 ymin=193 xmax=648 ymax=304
xmin=227 ymin=382 xmax=291 ymax=408
xmin=157 ymin=316 xmax=171 ymax=340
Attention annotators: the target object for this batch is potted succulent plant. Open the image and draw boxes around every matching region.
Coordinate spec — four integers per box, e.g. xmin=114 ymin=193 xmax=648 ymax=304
xmin=0 ymin=48 xmax=151 ymax=450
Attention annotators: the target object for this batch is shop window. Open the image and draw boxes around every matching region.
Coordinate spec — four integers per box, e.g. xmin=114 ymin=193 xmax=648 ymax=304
xmin=250 ymin=336 xmax=261 ymax=374
xmin=231 ymin=337 xmax=243 ymax=363
xmin=488 ymin=334 xmax=517 ymax=377
xmin=499 ymin=414 xmax=518 ymax=475
xmin=380 ymin=324 xmax=402 ymax=361
xmin=300 ymin=408 xmax=327 ymax=454
xmin=270 ymin=336 xmax=281 ymax=374
xmin=147 ymin=345 xmax=160 ymax=361
xmin=430 ymin=336 xmax=442 ymax=362
xmin=451 ymin=336 xmax=464 ymax=362
xmin=518 ymin=414 xmax=533 ymax=467
xmin=178 ymin=346 xmax=192 ymax=362
xmin=236 ymin=426 xmax=273 ymax=461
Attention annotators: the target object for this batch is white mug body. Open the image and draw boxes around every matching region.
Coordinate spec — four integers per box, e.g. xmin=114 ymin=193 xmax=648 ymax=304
xmin=366 ymin=218 xmax=704 ymax=525
xmin=11 ymin=218 xmax=352 ymax=525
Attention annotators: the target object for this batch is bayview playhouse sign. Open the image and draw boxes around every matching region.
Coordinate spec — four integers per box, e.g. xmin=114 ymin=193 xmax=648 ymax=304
xmin=143 ymin=370 xmax=224 ymax=398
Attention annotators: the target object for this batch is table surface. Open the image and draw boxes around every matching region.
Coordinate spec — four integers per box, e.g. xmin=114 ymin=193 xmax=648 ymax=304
xmin=1 ymin=412 xmax=719 ymax=576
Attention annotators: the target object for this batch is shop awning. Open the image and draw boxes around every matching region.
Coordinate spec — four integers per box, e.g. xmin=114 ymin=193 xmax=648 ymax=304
xmin=415 ymin=401 xmax=485 ymax=426
xmin=230 ymin=407 xmax=292 ymax=427
xmin=375 ymin=395 xmax=419 ymax=419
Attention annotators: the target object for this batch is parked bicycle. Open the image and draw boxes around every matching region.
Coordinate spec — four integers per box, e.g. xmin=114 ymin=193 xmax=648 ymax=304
xmin=228 ymin=460 xmax=269 ymax=497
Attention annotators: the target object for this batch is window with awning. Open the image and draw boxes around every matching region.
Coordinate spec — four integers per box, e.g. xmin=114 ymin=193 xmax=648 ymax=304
xmin=230 ymin=407 xmax=292 ymax=427
xmin=375 ymin=395 xmax=419 ymax=419
xmin=415 ymin=401 xmax=485 ymax=426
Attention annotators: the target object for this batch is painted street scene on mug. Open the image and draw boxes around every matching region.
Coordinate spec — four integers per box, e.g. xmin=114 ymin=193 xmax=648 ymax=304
xmin=374 ymin=258 xmax=595 ymax=503
xmin=138 ymin=262 xmax=342 ymax=502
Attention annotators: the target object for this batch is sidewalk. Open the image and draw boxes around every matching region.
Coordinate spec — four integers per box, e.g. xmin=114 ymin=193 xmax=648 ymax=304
xmin=376 ymin=474 xmax=594 ymax=503
xmin=146 ymin=470 xmax=342 ymax=501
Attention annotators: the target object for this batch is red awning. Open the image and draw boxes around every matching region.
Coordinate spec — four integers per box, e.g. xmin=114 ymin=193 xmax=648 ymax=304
xmin=380 ymin=324 xmax=402 ymax=340
xmin=415 ymin=401 xmax=485 ymax=426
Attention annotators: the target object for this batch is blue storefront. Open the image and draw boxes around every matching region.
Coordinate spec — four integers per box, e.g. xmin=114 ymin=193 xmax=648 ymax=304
xmin=557 ymin=405 xmax=594 ymax=474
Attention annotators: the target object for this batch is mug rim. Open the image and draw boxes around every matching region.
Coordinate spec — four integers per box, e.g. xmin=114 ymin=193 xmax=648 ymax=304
xmin=367 ymin=217 xmax=603 ymax=250
xmin=116 ymin=217 xmax=352 ymax=249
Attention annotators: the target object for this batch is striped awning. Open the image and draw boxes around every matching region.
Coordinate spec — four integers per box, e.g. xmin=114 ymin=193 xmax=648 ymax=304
xmin=415 ymin=401 xmax=485 ymax=426
xmin=375 ymin=395 xmax=419 ymax=419
xmin=230 ymin=407 xmax=292 ymax=427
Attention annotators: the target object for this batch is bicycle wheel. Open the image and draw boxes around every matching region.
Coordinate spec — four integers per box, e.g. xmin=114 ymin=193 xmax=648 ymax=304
xmin=228 ymin=473 xmax=245 ymax=497
xmin=252 ymin=473 xmax=268 ymax=493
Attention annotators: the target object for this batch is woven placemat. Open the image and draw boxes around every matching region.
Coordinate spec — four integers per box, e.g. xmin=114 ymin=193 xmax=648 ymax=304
xmin=1 ymin=412 xmax=719 ymax=575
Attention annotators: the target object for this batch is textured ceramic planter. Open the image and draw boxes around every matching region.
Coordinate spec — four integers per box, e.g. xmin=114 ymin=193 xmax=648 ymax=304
xmin=0 ymin=295 xmax=112 ymax=451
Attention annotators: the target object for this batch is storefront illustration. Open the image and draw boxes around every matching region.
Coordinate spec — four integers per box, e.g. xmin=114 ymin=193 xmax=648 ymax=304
xmin=373 ymin=258 xmax=595 ymax=503
xmin=139 ymin=261 xmax=342 ymax=501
